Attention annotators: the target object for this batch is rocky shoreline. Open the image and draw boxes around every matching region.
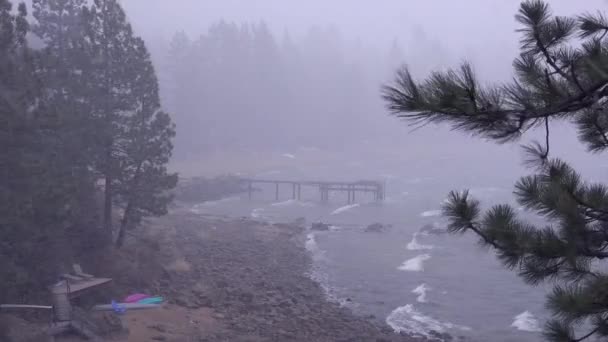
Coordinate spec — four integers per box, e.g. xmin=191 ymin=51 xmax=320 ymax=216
xmin=1 ymin=207 xmax=427 ymax=341
xmin=125 ymin=209 xmax=424 ymax=342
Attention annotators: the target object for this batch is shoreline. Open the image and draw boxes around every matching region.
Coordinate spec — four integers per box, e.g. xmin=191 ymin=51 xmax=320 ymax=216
xmin=1 ymin=206 xmax=430 ymax=341
xmin=115 ymin=208 xmax=425 ymax=341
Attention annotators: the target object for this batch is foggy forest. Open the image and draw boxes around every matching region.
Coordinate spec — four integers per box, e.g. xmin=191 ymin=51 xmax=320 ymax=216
xmin=2 ymin=0 xmax=608 ymax=341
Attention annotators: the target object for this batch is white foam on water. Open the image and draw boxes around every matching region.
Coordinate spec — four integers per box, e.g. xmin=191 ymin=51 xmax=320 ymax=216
xmin=386 ymin=304 xmax=471 ymax=339
xmin=511 ymin=311 xmax=542 ymax=332
xmin=190 ymin=197 xmax=240 ymax=213
xmin=198 ymin=196 xmax=240 ymax=207
xmin=250 ymin=208 xmax=265 ymax=219
xmin=398 ymin=254 xmax=432 ymax=272
xmin=412 ymin=284 xmax=431 ymax=303
xmin=282 ymin=153 xmax=296 ymax=159
xmin=331 ymin=203 xmax=360 ymax=215
xmin=420 ymin=210 xmax=442 ymax=218
xmin=407 ymin=233 xmax=434 ymax=251
xmin=271 ymin=199 xmax=297 ymax=207
xmin=305 ymin=233 xmax=318 ymax=252
xmin=305 ymin=232 xmax=327 ymax=261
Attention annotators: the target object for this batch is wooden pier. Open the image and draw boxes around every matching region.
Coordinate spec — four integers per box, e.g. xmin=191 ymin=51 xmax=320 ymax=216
xmin=240 ymin=179 xmax=385 ymax=203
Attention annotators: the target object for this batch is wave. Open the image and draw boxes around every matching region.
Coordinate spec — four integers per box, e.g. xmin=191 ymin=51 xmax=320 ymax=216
xmin=189 ymin=197 xmax=240 ymax=213
xmin=282 ymin=153 xmax=296 ymax=159
xmin=199 ymin=196 xmax=240 ymax=207
xmin=386 ymin=304 xmax=471 ymax=339
xmin=306 ymin=264 xmax=354 ymax=308
xmin=511 ymin=311 xmax=541 ymax=332
xmin=331 ymin=203 xmax=360 ymax=215
xmin=398 ymin=254 xmax=431 ymax=272
xmin=250 ymin=208 xmax=265 ymax=219
xmin=305 ymin=233 xmax=326 ymax=263
xmin=271 ymin=199 xmax=314 ymax=207
xmin=412 ymin=284 xmax=430 ymax=303
xmin=420 ymin=210 xmax=442 ymax=218
xmin=407 ymin=233 xmax=434 ymax=251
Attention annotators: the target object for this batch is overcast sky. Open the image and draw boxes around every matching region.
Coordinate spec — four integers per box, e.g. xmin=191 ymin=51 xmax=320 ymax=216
xmin=121 ymin=0 xmax=606 ymax=82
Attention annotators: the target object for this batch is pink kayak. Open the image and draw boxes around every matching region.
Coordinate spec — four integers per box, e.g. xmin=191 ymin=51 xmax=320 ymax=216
xmin=124 ymin=293 xmax=150 ymax=303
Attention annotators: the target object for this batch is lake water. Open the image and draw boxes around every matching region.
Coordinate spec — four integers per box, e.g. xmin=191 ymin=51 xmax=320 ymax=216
xmin=188 ymin=143 xmax=554 ymax=341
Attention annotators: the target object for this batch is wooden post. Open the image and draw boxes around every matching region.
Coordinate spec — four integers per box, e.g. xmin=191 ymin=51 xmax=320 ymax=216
xmin=297 ymin=184 xmax=301 ymax=200
xmin=248 ymin=181 xmax=253 ymax=200
xmin=320 ymin=185 xmax=328 ymax=203
xmin=347 ymin=185 xmax=352 ymax=204
xmin=275 ymin=182 xmax=279 ymax=201
xmin=352 ymin=188 xmax=356 ymax=203
xmin=292 ymin=183 xmax=296 ymax=200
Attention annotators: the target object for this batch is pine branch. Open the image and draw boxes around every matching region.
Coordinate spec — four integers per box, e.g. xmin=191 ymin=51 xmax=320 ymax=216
xmin=579 ymin=12 xmax=608 ymax=39
xmin=383 ymin=66 xmax=608 ymax=142
xmin=543 ymin=117 xmax=550 ymax=158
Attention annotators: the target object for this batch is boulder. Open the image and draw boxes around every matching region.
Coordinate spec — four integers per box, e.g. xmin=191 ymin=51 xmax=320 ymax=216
xmin=293 ymin=217 xmax=306 ymax=227
xmin=365 ymin=223 xmax=386 ymax=233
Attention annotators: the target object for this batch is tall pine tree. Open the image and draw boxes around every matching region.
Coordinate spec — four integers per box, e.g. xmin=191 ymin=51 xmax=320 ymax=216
xmin=383 ymin=1 xmax=608 ymax=340
xmin=113 ymin=34 xmax=177 ymax=248
xmin=0 ymin=0 xmax=87 ymax=300
xmin=83 ymin=0 xmax=176 ymax=247
xmin=32 ymin=0 xmax=102 ymax=247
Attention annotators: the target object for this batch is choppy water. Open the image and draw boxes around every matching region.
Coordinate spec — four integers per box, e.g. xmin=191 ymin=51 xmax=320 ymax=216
xmin=188 ymin=145 xmax=556 ymax=341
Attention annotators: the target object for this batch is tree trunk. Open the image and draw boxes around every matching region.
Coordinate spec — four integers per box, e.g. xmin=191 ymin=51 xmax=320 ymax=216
xmin=115 ymin=202 xmax=131 ymax=248
xmin=115 ymin=162 xmax=142 ymax=248
xmin=103 ymin=173 xmax=113 ymax=235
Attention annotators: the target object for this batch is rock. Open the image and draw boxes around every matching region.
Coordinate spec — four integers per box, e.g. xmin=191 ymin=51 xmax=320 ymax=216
xmin=196 ymin=295 xmax=213 ymax=307
xmin=311 ymin=222 xmax=330 ymax=231
xmin=151 ymin=336 xmax=167 ymax=341
xmin=239 ymin=292 xmax=254 ymax=304
xmin=173 ymin=296 xmax=189 ymax=307
xmin=149 ymin=324 xmax=168 ymax=333
xmin=293 ymin=217 xmax=306 ymax=227
xmin=212 ymin=312 xmax=226 ymax=319
xmin=365 ymin=223 xmax=386 ymax=233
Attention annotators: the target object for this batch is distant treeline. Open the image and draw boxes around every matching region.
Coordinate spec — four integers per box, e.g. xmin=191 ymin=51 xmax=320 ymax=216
xmin=160 ymin=22 xmax=401 ymax=159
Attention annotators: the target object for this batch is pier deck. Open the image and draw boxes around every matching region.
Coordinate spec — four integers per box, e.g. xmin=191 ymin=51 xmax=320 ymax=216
xmin=240 ymin=178 xmax=385 ymax=203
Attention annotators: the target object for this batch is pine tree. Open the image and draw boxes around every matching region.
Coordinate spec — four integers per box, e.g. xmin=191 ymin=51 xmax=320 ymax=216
xmin=81 ymin=0 xmax=142 ymax=236
xmin=383 ymin=1 xmax=608 ymax=340
xmin=0 ymin=0 xmax=84 ymax=299
xmin=113 ymin=35 xmax=177 ymax=248
xmin=83 ymin=0 xmax=176 ymax=247
xmin=32 ymin=0 xmax=102 ymax=245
